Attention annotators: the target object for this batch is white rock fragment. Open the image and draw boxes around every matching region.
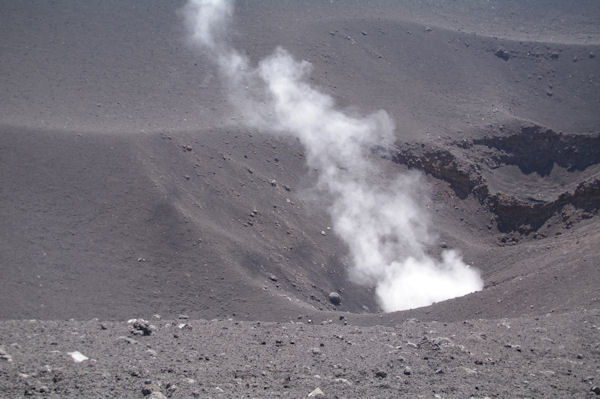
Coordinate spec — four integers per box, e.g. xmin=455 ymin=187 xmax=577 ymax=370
xmin=308 ymin=387 xmax=325 ymax=397
xmin=68 ymin=351 xmax=89 ymax=363
xmin=334 ymin=378 xmax=352 ymax=386
xmin=0 ymin=346 xmax=12 ymax=362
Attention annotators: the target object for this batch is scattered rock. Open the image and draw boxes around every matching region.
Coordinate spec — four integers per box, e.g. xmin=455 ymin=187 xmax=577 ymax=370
xmin=0 ymin=346 xmax=12 ymax=362
xmin=142 ymin=383 xmax=163 ymax=397
xmin=67 ymin=351 xmax=88 ymax=363
xmin=270 ymin=179 xmax=277 ymax=186
xmin=334 ymin=377 xmax=352 ymax=386
xmin=328 ymin=292 xmax=342 ymax=305
xmin=269 ymin=275 xmax=278 ymax=282
xmin=178 ymin=314 xmax=190 ymax=320
xmin=591 ymin=386 xmax=600 ymax=395
xmin=320 ymin=230 xmax=327 ymax=236
xmin=576 ymin=353 xmax=583 ymax=359
xmin=308 ymin=387 xmax=325 ymax=397
xmin=403 ymin=366 xmax=412 ymax=375
xmin=132 ymin=319 xmax=154 ymax=336
xmin=495 ymin=48 xmax=510 ymax=61
xmin=183 ymin=145 xmax=192 ymax=152
xmin=375 ymin=370 xmax=387 ymax=379
xmin=146 ymin=349 xmax=157 ymax=356
xmin=117 ymin=336 xmax=138 ymax=345
xmin=424 ymin=26 xmax=433 ymax=32
xmin=440 ymin=241 xmax=448 ymax=248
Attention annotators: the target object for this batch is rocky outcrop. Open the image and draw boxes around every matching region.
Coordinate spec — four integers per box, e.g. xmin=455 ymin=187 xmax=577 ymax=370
xmin=386 ymin=125 xmax=600 ymax=235
xmin=388 ymin=145 xmax=487 ymax=200
xmin=473 ymin=125 xmax=600 ymax=176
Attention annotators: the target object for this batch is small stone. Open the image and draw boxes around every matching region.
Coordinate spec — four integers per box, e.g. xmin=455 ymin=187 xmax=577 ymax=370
xmin=334 ymin=378 xmax=352 ymax=386
xmin=308 ymin=387 xmax=325 ymax=397
xmin=495 ymin=48 xmax=510 ymax=61
xmin=375 ymin=370 xmax=387 ymax=378
xmin=435 ymin=368 xmax=444 ymax=374
xmin=424 ymin=26 xmax=432 ymax=32
xmin=269 ymin=275 xmax=278 ymax=282
xmin=403 ymin=366 xmax=412 ymax=375
xmin=117 ymin=336 xmax=138 ymax=344
xmin=284 ymin=184 xmax=291 ymax=191
xmin=320 ymin=230 xmax=327 ymax=236
xmin=311 ymin=347 xmax=321 ymax=355
xmin=440 ymin=241 xmax=448 ymax=249
xmin=178 ymin=314 xmax=190 ymax=320
xmin=328 ymin=292 xmax=342 ymax=305
xmin=142 ymin=383 xmax=164 ymax=397
xmin=68 ymin=351 xmax=88 ymax=363
xmin=576 ymin=354 xmax=583 ymax=359
xmin=0 ymin=347 xmax=12 ymax=362
xmin=132 ymin=320 xmax=154 ymax=336
xmin=592 ymin=386 xmax=600 ymax=395
xmin=270 ymin=179 xmax=277 ymax=186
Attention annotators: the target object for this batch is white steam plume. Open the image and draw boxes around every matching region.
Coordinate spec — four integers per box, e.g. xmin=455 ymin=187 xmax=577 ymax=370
xmin=183 ymin=0 xmax=484 ymax=311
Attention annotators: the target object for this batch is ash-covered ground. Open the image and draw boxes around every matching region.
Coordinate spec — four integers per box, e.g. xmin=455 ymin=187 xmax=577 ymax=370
xmin=0 ymin=1 xmax=599 ymax=397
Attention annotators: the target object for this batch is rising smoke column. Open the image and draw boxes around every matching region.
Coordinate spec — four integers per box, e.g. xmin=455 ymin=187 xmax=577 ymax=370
xmin=182 ymin=0 xmax=483 ymax=311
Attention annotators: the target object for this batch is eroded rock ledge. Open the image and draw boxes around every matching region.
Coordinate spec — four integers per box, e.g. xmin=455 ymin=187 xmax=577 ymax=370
xmin=386 ymin=125 xmax=600 ymax=236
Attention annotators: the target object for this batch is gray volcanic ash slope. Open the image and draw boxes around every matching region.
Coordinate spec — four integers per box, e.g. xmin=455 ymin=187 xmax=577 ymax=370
xmin=1 ymin=0 xmax=599 ymax=397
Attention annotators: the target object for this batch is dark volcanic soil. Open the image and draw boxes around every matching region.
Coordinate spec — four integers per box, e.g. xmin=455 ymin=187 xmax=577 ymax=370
xmin=1 ymin=310 xmax=599 ymax=398
xmin=1 ymin=0 xmax=599 ymax=397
